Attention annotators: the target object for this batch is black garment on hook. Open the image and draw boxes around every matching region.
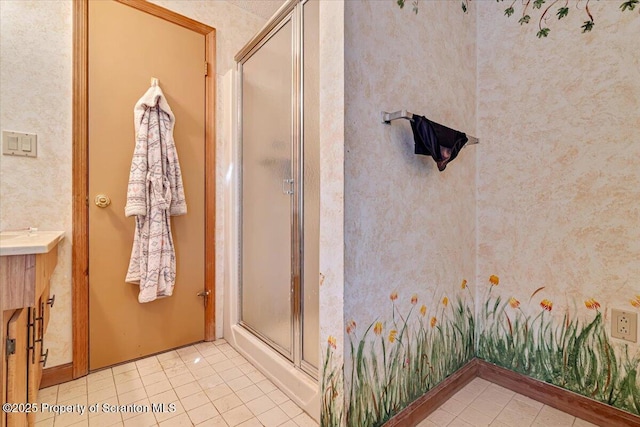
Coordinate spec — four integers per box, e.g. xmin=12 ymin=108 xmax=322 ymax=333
xmin=409 ymin=115 xmax=468 ymax=171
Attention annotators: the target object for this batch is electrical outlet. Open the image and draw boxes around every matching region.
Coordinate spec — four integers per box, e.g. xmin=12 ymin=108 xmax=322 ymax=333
xmin=611 ymin=309 xmax=637 ymax=342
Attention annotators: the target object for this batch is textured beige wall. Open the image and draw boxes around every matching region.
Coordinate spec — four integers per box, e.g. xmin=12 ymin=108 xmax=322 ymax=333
xmin=341 ymin=0 xmax=477 ymax=415
xmin=343 ymin=0 xmax=476 ymax=343
xmin=0 ymin=0 xmax=73 ymax=367
xmin=477 ymin=0 xmax=640 ymax=350
xmin=0 ymin=0 xmax=266 ymax=367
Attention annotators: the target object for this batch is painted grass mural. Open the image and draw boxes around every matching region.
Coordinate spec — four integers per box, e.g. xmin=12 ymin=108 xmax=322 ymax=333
xmin=321 ymin=277 xmax=640 ymax=426
xmin=477 ymin=276 xmax=640 ymax=416
xmin=323 ymin=282 xmax=475 ymax=427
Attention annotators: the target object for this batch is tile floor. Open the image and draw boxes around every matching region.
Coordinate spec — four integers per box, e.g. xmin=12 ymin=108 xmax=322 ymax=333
xmin=35 ymin=339 xmax=318 ymax=427
xmin=35 ymin=341 xmax=598 ymax=427
xmin=417 ymin=377 xmax=599 ymax=427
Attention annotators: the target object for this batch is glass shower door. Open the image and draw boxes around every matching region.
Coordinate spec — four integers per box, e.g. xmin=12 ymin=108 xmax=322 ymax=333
xmin=240 ymin=18 xmax=294 ymax=357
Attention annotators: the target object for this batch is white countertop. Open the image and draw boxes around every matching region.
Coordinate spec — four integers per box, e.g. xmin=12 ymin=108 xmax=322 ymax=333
xmin=0 ymin=230 xmax=65 ymax=256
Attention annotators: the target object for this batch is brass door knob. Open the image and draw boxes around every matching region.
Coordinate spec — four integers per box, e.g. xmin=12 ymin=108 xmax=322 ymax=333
xmin=94 ymin=194 xmax=111 ymax=208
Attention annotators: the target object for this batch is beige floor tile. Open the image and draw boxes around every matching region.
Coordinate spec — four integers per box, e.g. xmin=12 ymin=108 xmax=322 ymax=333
xmin=87 ymin=411 xmax=122 ymax=427
xmin=156 ymin=350 xmax=180 ymax=362
xmin=39 ymin=385 xmax=59 ymax=401
xmin=198 ymin=374 xmax=226 ymax=391
xmin=221 ymin=404 xmax=254 ymax=426
xmin=457 ymin=406 xmax=497 ymax=427
xmin=245 ymin=395 xmax=276 ymax=416
xmin=122 ymin=411 xmax=157 ymax=427
xmin=117 ymin=387 xmax=148 ymax=405
xmin=188 ymin=402 xmax=219 ymax=424
xmin=291 ymin=412 xmax=318 ymax=427
xmin=235 ymin=385 xmax=264 ymax=403
xmin=161 ymin=359 xmax=187 ymax=372
xmin=572 ymin=418 xmax=599 ymax=427
xmin=136 ymin=356 xmax=159 ymax=368
xmin=494 ymin=406 xmax=535 ymax=426
xmin=266 ymin=389 xmax=288 ymax=405
xmin=227 ymin=376 xmax=253 ymax=392
xmin=115 ymin=378 xmax=144 ymax=395
xmin=206 ymin=384 xmax=234 ymax=401
xmin=416 ymin=419 xmax=438 ymax=427
xmin=57 ymin=394 xmax=87 ymax=407
xmin=120 ymin=398 xmax=150 ymax=421
xmin=113 ymin=370 xmax=140 ymax=385
xmin=468 ymin=396 xmax=507 ymax=419
xmin=206 ymin=353 xmax=229 ymax=365
xmin=181 ymin=390 xmax=211 ymax=411
xmin=437 ymin=397 xmax=467 ymax=416
xmin=37 ymin=407 xmax=56 ymax=422
xmin=213 ymin=360 xmax=237 ymax=374
xmin=87 ymin=370 xmax=113 ymax=384
xmin=255 ymin=379 xmax=277 ymax=394
xmin=236 ymin=417 xmax=263 ymax=427
xmin=257 ymin=406 xmax=289 ymax=427
xmin=154 ymin=401 xmax=185 ymax=423
xmin=88 ymin=397 xmax=118 ymax=417
xmin=279 ymin=400 xmax=303 ymax=418
xmin=151 ymin=389 xmax=179 ymax=404
xmin=158 ymin=411 xmax=192 ymax=426
xmin=137 ymin=363 xmax=164 ymax=377
xmin=446 ymin=419 xmax=475 ymax=427
xmin=196 ymin=415 xmax=230 ymax=426
xmin=191 ymin=365 xmax=217 ymax=380
xmin=140 ymin=371 xmax=168 ymax=387
xmin=532 ymin=405 xmax=575 ymax=426
xmin=168 ymin=372 xmax=197 ymax=388
xmin=427 ymin=408 xmax=456 ymax=426
xmin=145 ymin=378 xmax=173 ymax=397
xmin=59 ymin=378 xmax=87 ymax=393
xmin=503 ymin=395 xmax=542 ymax=418
xmin=489 ymin=421 xmax=514 ymax=427
xmin=88 ymin=377 xmax=115 ymax=394
xmin=219 ymin=367 xmax=244 ymax=382
xmin=278 ymin=421 xmax=298 ymax=427
xmin=88 ymin=385 xmax=117 ymax=403
xmin=58 ymin=384 xmax=88 ymax=402
xmin=35 ymin=417 xmax=55 ymax=427
xmin=111 ymin=363 xmax=137 ymax=376
xmin=52 ymin=411 xmax=87 ymax=427
xmin=163 ymin=361 xmax=191 ymax=378
xmin=245 ymin=371 xmax=266 ymax=384
xmin=175 ymin=381 xmax=203 ymax=399
xmin=213 ymin=393 xmax=243 ymax=414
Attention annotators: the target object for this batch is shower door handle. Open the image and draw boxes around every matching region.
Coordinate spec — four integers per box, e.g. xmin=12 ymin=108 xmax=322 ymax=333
xmin=282 ymin=179 xmax=294 ymax=195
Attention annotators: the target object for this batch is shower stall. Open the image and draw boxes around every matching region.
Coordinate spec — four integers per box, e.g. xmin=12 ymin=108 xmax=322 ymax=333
xmin=223 ymin=0 xmax=320 ymax=417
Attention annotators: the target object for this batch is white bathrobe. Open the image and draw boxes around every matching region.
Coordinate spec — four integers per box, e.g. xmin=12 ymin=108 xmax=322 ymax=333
xmin=125 ymin=84 xmax=187 ymax=303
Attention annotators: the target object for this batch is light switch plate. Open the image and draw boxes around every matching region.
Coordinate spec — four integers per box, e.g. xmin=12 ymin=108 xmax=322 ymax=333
xmin=2 ymin=130 xmax=37 ymax=158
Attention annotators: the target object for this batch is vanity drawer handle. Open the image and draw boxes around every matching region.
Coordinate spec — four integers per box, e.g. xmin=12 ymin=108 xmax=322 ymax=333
xmin=40 ymin=348 xmax=49 ymax=367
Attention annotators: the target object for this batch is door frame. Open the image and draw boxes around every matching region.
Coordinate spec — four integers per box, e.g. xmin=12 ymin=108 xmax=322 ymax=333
xmin=72 ymin=0 xmax=216 ymax=379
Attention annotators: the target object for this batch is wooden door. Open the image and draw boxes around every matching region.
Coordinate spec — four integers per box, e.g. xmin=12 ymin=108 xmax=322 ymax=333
xmin=88 ymin=0 xmax=206 ymax=370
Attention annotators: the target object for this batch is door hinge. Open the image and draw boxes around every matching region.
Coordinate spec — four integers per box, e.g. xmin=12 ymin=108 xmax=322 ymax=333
xmin=6 ymin=338 xmax=16 ymax=356
xmin=204 ymin=61 xmax=208 ymax=76
xmin=85 ymin=196 xmax=89 ymax=207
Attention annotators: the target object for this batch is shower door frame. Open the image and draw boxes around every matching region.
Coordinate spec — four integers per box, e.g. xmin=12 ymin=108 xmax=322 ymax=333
xmin=235 ymin=0 xmax=317 ymax=379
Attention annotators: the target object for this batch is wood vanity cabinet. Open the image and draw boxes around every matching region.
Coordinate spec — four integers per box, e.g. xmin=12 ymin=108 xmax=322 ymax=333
xmin=1 ymin=248 xmax=58 ymax=427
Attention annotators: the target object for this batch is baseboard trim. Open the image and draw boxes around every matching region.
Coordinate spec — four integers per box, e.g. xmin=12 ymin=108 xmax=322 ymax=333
xmin=384 ymin=358 xmax=479 ymax=426
xmin=476 ymin=359 xmax=640 ymax=427
xmin=40 ymin=362 xmax=74 ymax=389
xmin=384 ymin=358 xmax=640 ymax=427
